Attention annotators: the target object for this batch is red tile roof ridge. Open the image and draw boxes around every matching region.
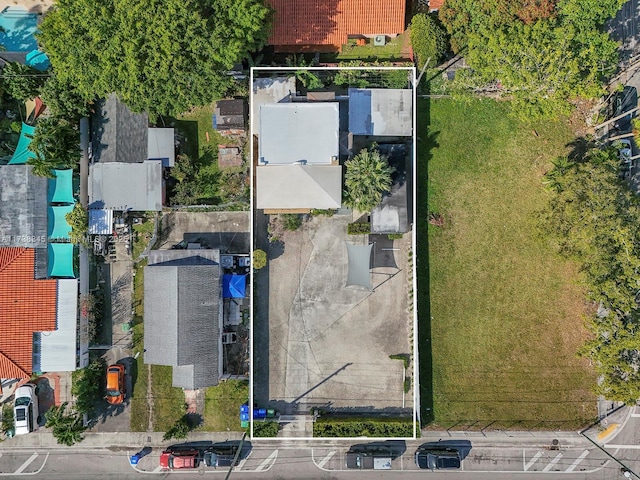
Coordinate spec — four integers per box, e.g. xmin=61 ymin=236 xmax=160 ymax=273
xmin=0 ymin=247 xmax=27 ymax=274
xmin=0 ymin=352 xmax=29 ymax=380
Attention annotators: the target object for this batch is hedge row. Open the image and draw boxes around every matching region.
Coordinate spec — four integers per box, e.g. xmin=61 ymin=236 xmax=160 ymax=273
xmin=347 ymin=222 xmax=371 ymax=235
xmin=252 ymin=421 xmax=279 ymax=437
xmin=313 ymin=417 xmax=413 ymax=437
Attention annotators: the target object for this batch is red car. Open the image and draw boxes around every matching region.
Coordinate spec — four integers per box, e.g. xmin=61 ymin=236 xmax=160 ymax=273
xmin=159 ymin=449 xmax=199 ymax=470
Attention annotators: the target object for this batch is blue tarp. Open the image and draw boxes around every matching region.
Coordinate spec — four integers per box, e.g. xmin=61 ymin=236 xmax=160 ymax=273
xmin=8 ymin=122 xmax=36 ymax=164
xmin=48 ymin=169 xmax=75 ymax=204
xmin=222 ymin=274 xmax=246 ymax=298
xmin=47 ymin=243 xmax=75 ymax=278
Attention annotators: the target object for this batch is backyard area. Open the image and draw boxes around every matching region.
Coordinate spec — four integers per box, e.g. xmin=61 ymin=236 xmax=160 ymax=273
xmin=422 ymin=98 xmax=597 ymax=429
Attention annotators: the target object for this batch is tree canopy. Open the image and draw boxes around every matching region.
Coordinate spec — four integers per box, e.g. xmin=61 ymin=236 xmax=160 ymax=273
xmin=409 ymin=14 xmax=448 ymax=67
xmin=440 ymin=0 xmax=622 ymax=117
xmin=38 ymin=0 xmax=271 ymax=118
xmin=27 ymin=117 xmax=80 ymax=177
xmin=343 ymin=146 xmax=393 ymax=213
xmin=544 ymin=146 xmax=640 ymax=403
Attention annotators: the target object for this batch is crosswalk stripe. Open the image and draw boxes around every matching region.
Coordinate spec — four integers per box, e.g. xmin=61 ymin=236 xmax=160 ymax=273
xmin=14 ymin=453 xmax=38 ymax=474
xmin=543 ymin=453 xmax=562 ymax=472
xmin=566 ymin=450 xmax=589 ymax=472
xmin=317 ymin=451 xmax=335 ymax=469
xmin=524 ymin=451 xmax=543 ymax=471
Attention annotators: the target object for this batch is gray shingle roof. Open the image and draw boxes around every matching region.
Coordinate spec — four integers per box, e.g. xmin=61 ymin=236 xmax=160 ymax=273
xmin=91 ymin=94 xmax=148 ymax=164
xmin=0 ymin=165 xmax=47 ymax=248
xmin=144 ymin=253 xmax=221 ymax=389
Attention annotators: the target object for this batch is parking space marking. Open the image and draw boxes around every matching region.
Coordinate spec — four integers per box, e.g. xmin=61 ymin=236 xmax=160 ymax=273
xmin=565 ymin=450 xmax=590 ymax=472
xmin=524 ymin=451 xmax=543 ymax=471
xmin=14 ymin=453 xmax=38 ymax=474
xmin=236 ymin=458 xmax=247 ymax=471
xmin=317 ymin=451 xmax=335 ymax=469
xmin=152 ymin=466 xmax=163 ymax=473
xmin=255 ymin=450 xmax=278 ymax=472
xmin=542 ymin=453 xmax=562 ymax=472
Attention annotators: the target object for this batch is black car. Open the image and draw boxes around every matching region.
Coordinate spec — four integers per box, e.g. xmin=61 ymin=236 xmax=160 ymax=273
xmin=610 ymin=86 xmax=638 ymax=132
xmin=203 ymin=442 xmax=240 ymax=467
xmin=415 ymin=447 xmax=461 ymax=470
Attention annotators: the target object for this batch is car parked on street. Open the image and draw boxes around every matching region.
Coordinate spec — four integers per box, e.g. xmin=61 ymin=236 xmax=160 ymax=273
xmin=203 ymin=442 xmax=241 ymax=467
xmin=617 ymin=138 xmax=634 ymax=178
xmin=13 ymin=383 xmax=39 ymax=435
xmin=105 ymin=364 xmax=125 ymax=405
xmin=159 ymin=449 xmax=200 ymax=470
xmin=415 ymin=446 xmax=461 ymax=470
xmin=610 ymin=86 xmax=638 ymax=132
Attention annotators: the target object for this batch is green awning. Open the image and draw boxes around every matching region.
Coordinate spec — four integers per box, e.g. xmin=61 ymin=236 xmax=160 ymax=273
xmin=48 ymin=169 xmax=75 ymax=204
xmin=8 ymin=122 xmax=36 ymax=165
xmin=47 ymin=243 xmax=75 ymax=278
xmin=48 ymin=205 xmax=74 ymax=240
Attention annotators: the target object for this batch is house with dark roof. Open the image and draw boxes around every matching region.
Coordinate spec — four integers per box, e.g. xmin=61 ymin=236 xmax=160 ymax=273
xmin=265 ymin=0 xmax=406 ymax=52
xmin=89 ymin=94 xmax=174 ymax=228
xmin=0 ymin=248 xmax=77 ymax=386
xmin=143 ymin=250 xmax=222 ymax=389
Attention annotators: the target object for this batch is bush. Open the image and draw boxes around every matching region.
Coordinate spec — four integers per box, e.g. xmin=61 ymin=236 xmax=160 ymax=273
xmin=253 ymin=249 xmax=267 ymax=270
xmin=310 ymin=209 xmax=336 ymax=217
xmin=71 ymin=359 xmax=105 ymax=416
xmin=313 ymin=417 xmax=413 ymax=437
xmin=281 ymin=214 xmax=302 ymax=231
xmin=253 ymin=420 xmax=279 ymax=437
xmin=410 ymin=13 xmax=448 ymax=67
xmin=347 ymin=222 xmax=371 ymax=235
xmin=387 ymin=233 xmax=403 ymax=240
xmin=389 ymin=353 xmax=410 ymax=369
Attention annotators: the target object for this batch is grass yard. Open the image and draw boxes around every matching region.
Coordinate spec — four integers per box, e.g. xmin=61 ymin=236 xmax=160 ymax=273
xmin=335 ymin=32 xmax=408 ymax=61
xmin=422 ymin=98 xmax=597 ymax=429
xmin=202 ymin=380 xmax=248 ymax=432
xmin=176 ymin=104 xmax=226 ymax=158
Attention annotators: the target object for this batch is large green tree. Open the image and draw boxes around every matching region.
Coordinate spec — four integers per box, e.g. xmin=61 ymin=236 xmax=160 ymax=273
xmin=343 ymin=146 xmax=393 ymax=213
xmin=38 ymin=0 xmax=271 ymax=118
xmin=45 ymin=402 xmax=87 ymax=446
xmin=27 ymin=117 xmax=80 ymax=177
xmin=409 ymin=14 xmax=448 ymax=67
xmin=1 ymin=62 xmax=47 ymax=102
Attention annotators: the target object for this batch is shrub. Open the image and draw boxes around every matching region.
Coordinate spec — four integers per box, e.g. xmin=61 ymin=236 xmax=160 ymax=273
xmin=310 ymin=209 xmax=336 ymax=217
xmin=387 ymin=233 xmax=403 ymax=240
xmin=280 ymin=214 xmax=302 ymax=231
xmin=71 ymin=359 xmax=105 ymax=416
xmin=313 ymin=417 xmax=413 ymax=437
xmin=410 ymin=13 xmax=448 ymax=67
xmin=389 ymin=353 xmax=410 ymax=369
xmin=253 ymin=249 xmax=267 ymax=270
xmin=253 ymin=420 xmax=279 ymax=437
xmin=344 ymin=146 xmax=394 ymax=212
xmin=347 ymin=222 xmax=371 ymax=235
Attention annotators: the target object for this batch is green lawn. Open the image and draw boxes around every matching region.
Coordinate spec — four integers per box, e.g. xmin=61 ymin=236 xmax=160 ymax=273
xmin=176 ymin=104 xmax=226 ymax=158
xmin=132 ymin=217 xmax=155 ymax=261
xmin=422 ymin=98 xmax=597 ymax=429
xmin=201 ymin=380 xmax=248 ymax=431
xmin=335 ymin=33 xmax=408 ymax=61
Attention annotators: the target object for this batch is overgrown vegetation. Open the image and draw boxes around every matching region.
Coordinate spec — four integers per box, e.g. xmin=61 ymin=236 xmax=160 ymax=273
xmin=1 ymin=404 xmax=13 ymax=437
xmin=425 ymin=98 xmax=595 ymax=427
xmin=333 ymin=61 xmax=411 ymax=89
xmin=544 ymin=147 xmax=640 ymax=403
xmin=66 ymin=204 xmax=89 ymax=245
xmin=1 ymin=62 xmax=46 ymax=102
xmin=202 ymin=380 xmax=248 ymax=431
xmin=313 ymin=417 xmax=413 ymax=437
xmin=410 ymin=14 xmax=448 ymax=67
xmin=45 ymin=402 xmax=87 ymax=446
xmin=440 ymin=0 xmax=620 ymax=118
xmin=253 ymin=421 xmax=279 ymax=437
xmin=71 ymin=359 xmax=105 ymax=416
xmin=27 ymin=117 xmax=81 ymax=177
xmin=347 ymin=222 xmax=371 ymax=235
xmin=344 ymin=145 xmax=393 ymax=212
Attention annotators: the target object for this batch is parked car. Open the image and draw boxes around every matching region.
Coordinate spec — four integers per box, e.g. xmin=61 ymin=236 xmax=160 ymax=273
xmin=203 ymin=442 xmax=240 ymax=467
xmin=610 ymin=86 xmax=638 ymax=132
xmin=159 ymin=449 xmax=200 ymax=470
xmin=105 ymin=364 xmax=125 ymax=405
xmin=617 ymin=138 xmax=634 ymax=178
xmin=415 ymin=446 xmax=461 ymax=470
xmin=345 ymin=445 xmax=393 ymax=470
xmin=13 ymin=383 xmax=39 ymax=435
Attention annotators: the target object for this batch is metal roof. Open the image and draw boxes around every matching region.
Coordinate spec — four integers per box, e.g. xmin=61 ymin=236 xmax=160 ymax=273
xmin=147 ymin=128 xmax=175 ymax=167
xmin=0 ymin=165 xmax=47 ymax=247
xmin=259 ymin=103 xmax=339 ymax=164
xmin=35 ymin=279 xmax=78 ymax=372
xmin=371 ymin=182 xmax=409 ymax=234
xmin=88 ymin=208 xmax=113 ymax=235
xmin=144 ymin=253 xmax=221 ymax=389
xmin=348 ymin=88 xmax=412 ymax=136
xmin=256 ymin=164 xmax=342 ymax=209
xmin=91 ymin=93 xmax=148 ymax=164
xmin=89 ymin=160 xmax=163 ymax=211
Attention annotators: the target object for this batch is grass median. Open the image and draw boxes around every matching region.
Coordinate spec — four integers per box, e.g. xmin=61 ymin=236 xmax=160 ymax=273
xmin=423 ymin=98 xmax=596 ymax=429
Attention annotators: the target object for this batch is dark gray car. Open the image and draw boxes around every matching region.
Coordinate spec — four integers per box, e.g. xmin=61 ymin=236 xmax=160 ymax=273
xmin=415 ymin=447 xmax=461 ymax=470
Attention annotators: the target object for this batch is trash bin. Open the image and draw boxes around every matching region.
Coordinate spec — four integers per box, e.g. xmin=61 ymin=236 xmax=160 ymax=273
xmin=129 ymin=454 xmax=139 ymax=466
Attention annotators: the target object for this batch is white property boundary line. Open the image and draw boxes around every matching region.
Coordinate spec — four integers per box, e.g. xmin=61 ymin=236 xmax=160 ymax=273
xmin=249 ymin=66 xmax=418 ymax=441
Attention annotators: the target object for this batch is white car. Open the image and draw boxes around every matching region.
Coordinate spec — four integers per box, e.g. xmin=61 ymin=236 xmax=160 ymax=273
xmin=14 ymin=384 xmax=39 ymax=435
xmin=618 ymin=139 xmax=634 ymax=178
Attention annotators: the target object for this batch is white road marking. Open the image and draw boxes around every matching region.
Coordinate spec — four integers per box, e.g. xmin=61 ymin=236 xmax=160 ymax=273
xmin=152 ymin=465 xmax=164 ymax=473
xmin=317 ymin=451 xmax=335 ymax=469
xmin=524 ymin=451 xmax=543 ymax=471
xmin=604 ymin=444 xmax=640 ymax=449
xmin=543 ymin=453 xmax=562 ymax=472
xmin=255 ymin=450 xmax=278 ymax=472
xmin=566 ymin=450 xmax=590 ymax=472
xmin=236 ymin=458 xmax=247 ymax=471
xmin=14 ymin=453 xmax=38 ymax=474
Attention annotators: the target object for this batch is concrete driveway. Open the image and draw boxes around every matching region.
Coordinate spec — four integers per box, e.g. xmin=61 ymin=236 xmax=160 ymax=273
xmin=257 ymin=214 xmax=412 ymax=416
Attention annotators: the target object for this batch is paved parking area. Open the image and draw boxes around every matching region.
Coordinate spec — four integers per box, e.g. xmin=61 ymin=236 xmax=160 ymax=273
xmin=256 ymin=214 xmax=412 ymax=415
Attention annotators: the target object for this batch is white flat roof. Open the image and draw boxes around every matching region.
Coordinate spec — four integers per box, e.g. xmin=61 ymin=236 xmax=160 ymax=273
xmin=259 ymin=103 xmax=339 ymax=165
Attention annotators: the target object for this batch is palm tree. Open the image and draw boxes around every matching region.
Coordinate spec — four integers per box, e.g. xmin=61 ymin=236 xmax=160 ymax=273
xmin=343 ymin=146 xmax=394 ymax=213
xmin=45 ymin=402 xmax=87 ymax=446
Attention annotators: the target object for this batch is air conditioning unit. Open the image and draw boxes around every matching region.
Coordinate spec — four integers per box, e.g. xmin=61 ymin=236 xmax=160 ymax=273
xmin=373 ymin=35 xmax=386 ymax=46
xmin=222 ymin=332 xmax=237 ymax=345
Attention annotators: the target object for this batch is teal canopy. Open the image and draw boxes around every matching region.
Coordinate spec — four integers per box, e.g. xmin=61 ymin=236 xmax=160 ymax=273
xmin=25 ymin=50 xmax=50 ymax=71
xmin=48 ymin=205 xmax=74 ymax=240
xmin=8 ymin=122 xmax=36 ymax=165
xmin=48 ymin=169 xmax=75 ymax=204
xmin=47 ymin=243 xmax=75 ymax=278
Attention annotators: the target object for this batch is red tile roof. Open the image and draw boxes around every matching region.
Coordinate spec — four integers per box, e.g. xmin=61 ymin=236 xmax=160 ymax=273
xmin=266 ymin=0 xmax=406 ymax=51
xmin=429 ymin=0 xmax=445 ymax=10
xmin=0 ymin=248 xmax=57 ymax=379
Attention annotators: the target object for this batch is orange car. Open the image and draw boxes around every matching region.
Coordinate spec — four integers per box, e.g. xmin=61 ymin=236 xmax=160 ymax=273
xmin=105 ymin=364 xmax=125 ymax=405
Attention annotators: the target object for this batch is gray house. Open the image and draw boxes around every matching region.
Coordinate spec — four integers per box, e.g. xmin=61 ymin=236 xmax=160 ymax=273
xmin=143 ymin=250 xmax=221 ymax=389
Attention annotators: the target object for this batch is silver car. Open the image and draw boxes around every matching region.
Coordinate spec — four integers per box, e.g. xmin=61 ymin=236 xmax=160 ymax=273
xmin=14 ymin=383 xmax=39 ymax=435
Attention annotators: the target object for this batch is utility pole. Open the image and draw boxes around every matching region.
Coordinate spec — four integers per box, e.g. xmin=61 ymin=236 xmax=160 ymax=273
xmin=224 ymin=432 xmax=247 ymax=480
xmin=580 ymin=432 xmax=640 ymax=479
